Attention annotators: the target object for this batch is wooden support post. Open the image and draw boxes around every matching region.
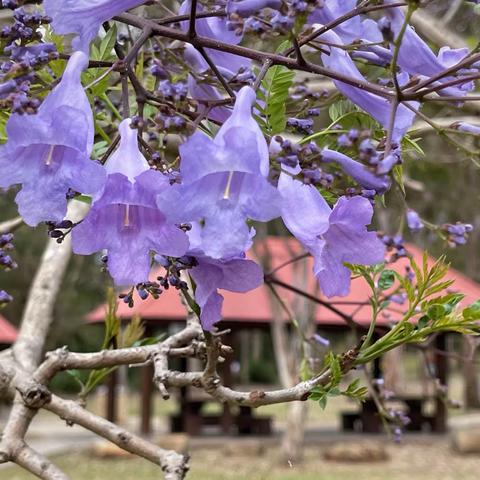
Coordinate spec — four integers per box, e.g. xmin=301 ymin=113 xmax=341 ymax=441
xmin=433 ymin=333 xmax=448 ymax=433
xmin=220 ymin=333 xmax=234 ymax=435
xmin=106 ymin=369 xmax=118 ymax=423
xmin=140 ymin=361 xmax=154 ymax=436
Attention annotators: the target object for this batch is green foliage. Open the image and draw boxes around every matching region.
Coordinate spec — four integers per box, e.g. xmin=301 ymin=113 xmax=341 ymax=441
xmin=257 ymin=42 xmax=295 ymax=135
xmin=67 ymin=288 xmax=147 ymax=398
xmin=311 ymin=254 xmax=480 ymax=410
xmin=358 ymin=254 xmax=480 ymax=364
xmin=310 ymin=364 xmax=368 ymax=410
xmin=378 ymin=270 xmax=395 ymax=291
xmin=82 ymin=25 xmax=117 ymax=97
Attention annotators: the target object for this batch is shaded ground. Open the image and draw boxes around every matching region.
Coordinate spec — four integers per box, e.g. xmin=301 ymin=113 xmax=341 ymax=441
xmin=2 ymin=437 xmax=480 ymax=480
xmin=1 ymin=372 xmax=478 ymax=479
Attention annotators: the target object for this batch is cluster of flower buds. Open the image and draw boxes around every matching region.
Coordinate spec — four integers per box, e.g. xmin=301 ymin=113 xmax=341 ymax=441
xmin=46 ymin=220 xmax=75 ymax=244
xmin=287 ymin=117 xmax=314 ymax=135
xmin=236 ymin=0 xmax=317 ymax=36
xmin=271 ymin=135 xmax=334 ymax=188
xmin=0 ymin=233 xmax=16 ymax=306
xmin=119 ymin=281 xmax=164 ymax=307
xmin=381 ymin=234 xmax=408 ymax=261
xmin=0 ymin=233 xmax=17 ymax=271
xmin=0 ymin=2 xmax=58 ymax=113
xmin=119 ymin=253 xmax=199 ymax=307
xmin=157 ymin=79 xmax=188 ymax=103
xmin=290 ymin=82 xmax=326 ymax=103
xmin=442 ymin=222 xmax=473 ymax=247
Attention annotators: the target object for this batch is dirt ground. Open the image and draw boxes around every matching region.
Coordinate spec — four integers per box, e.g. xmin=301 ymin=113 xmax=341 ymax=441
xmin=2 ymin=436 xmax=479 ymax=480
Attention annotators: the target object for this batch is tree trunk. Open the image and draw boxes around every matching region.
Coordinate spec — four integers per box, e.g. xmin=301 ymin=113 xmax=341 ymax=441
xmin=281 ymin=400 xmax=308 ymax=462
xmin=383 ymin=346 xmax=406 ymax=395
xmin=463 ymin=337 xmax=480 ymax=409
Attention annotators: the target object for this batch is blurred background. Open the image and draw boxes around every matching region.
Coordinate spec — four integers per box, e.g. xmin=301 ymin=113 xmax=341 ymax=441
xmin=1 ymin=0 xmax=480 ymax=479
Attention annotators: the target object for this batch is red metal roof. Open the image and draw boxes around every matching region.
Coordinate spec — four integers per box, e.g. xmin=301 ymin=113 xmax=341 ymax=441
xmin=0 ymin=314 xmax=17 ymax=343
xmin=87 ymin=237 xmax=480 ymax=329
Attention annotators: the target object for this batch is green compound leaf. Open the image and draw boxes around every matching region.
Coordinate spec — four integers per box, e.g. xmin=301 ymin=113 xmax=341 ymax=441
xmin=259 ymin=44 xmax=295 ymax=135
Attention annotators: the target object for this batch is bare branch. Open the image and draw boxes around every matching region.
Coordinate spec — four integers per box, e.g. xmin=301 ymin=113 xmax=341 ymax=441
xmin=13 ymin=201 xmax=90 ymax=373
xmin=0 ymin=216 xmax=23 ymax=234
xmin=45 ymin=395 xmax=189 ymax=480
xmin=9 ymin=443 xmax=68 ymax=480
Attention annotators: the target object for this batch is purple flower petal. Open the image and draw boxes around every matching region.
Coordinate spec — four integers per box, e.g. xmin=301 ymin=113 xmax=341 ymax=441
xmin=279 ymin=175 xmax=385 ymax=297
xmin=45 ymin=0 xmax=145 ymax=53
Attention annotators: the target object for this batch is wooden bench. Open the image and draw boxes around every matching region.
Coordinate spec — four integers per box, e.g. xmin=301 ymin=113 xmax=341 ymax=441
xmin=341 ymin=396 xmax=437 ymax=433
xmin=170 ymin=398 xmax=272 ymax=436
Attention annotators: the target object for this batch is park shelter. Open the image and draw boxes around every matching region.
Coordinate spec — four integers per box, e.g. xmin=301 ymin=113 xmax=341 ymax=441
xmin=87 ymin=236 xmax=480 ymax=435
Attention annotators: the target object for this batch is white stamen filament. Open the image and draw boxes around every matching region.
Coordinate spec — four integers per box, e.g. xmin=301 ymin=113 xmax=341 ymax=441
xmin=223 ymin=171 xmax=234 ymax=200
xmin=124 ymin=204 xmax=130 ymax=227
xmin=44 ymin=145 xmax=55 ymax=166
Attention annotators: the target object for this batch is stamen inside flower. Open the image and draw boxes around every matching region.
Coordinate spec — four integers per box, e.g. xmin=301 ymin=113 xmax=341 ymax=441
xmin=44 ymin=145 xmax=55 ymax=166
xmin=223 ymin=171 xmax=234 ymax=199
xmin=124 ymin=204 xmax=130 ymax=227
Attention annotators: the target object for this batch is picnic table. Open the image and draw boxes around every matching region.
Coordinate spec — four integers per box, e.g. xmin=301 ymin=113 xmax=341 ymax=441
xmin=170 ymin=388 xmax=272 ymax=436
xmin=342 ymin=395 xmax=442 ymax=433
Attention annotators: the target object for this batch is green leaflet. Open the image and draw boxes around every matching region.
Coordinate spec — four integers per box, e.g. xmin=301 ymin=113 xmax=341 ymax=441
xmin=257 ymin=45 xmax=295 ymax=135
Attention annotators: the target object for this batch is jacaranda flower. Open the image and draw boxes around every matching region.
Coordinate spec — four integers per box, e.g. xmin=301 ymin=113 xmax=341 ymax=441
xmin=179 ymin=0 xmax=250 ymax=74
xmin=183 ymin=45 xmax=231 ymax=123
xmin=72 ymin=119 xmax=189 ymax=286
xmin=454 ymin=122 xmax=480 ymax=135
xmin=321 ymin=149 xmax=391 ymax=194
xmin=44 ymin=0 xmax=144 ymax=53
xmin=278 ymin=172 xmax=385 ymax=297
xmin=161 ymin=86 xmax=280 ymax=259
xmin=187 ymin=224 xmax=263 ymax=331
xmin=319 ymin=29 xmax=417 ymax=143
xmin=0 ymin=51 xmax=105 ymax=226
xmin=382 ymin=1 xmax=477 ymax=97
xmin=227 ymin=0 xmax=282 ymax=17
xmin=310 ymin=0 xmax=364 ymax=44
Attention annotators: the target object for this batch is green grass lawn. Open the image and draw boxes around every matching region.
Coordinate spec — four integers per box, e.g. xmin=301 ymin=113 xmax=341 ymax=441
xmin=2 ymin=438 xmax=479 ymax=480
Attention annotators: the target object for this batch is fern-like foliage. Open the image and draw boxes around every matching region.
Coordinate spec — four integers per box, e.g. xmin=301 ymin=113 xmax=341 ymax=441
xmin=256 ymin=47 xmax=295 ymax=135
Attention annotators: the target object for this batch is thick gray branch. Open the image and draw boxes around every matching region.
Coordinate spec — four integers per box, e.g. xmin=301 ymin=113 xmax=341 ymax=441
xmin=0 ymin=216 xmax=23 ymax=234
xmin=13 ymin=201 xmax=89 ymax=372
xmin=45 ymin=395 xmax=189 ymax=480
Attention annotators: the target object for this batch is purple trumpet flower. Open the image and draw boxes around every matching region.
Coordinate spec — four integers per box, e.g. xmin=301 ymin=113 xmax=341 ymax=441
xmin=309 ymin=0 xmax=364 ymax=44
xmin=382 ymin=1 xmax=477 ymax=97
xmin=72 ymin=119 xmax=189 ymax=286
xmin=278 ymin=172 xmax=385 ymax=297
xmin=227 ymin=0 xmax=282 ymax=17
xmin=187 ymin=224 xmax=263 ymax=331
xmin=179 ymin=0 xmax=249 ymax=74
xmin=44 ymin=0 xmax=144 ymax=53
xmin=321 ymin=149 xmax=391 ymax=194
xmin=183 ymin=45 xmax=231 ymax=123
xmin=455 ymin=122 xmax=480 ymax=135
xmin=161 ymin=86 xmax=280 ymax=259
xmin=0 ymin=51 xmax=105 ymax=226
xmin=319 ymin=29 xmax=417 ymax=143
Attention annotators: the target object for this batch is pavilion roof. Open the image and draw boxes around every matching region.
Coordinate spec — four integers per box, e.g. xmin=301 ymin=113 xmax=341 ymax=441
xmin=0 ymin=314 xmax=18 ymax=344
xmin=87 ymin=237 xmax=480 ymax=329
